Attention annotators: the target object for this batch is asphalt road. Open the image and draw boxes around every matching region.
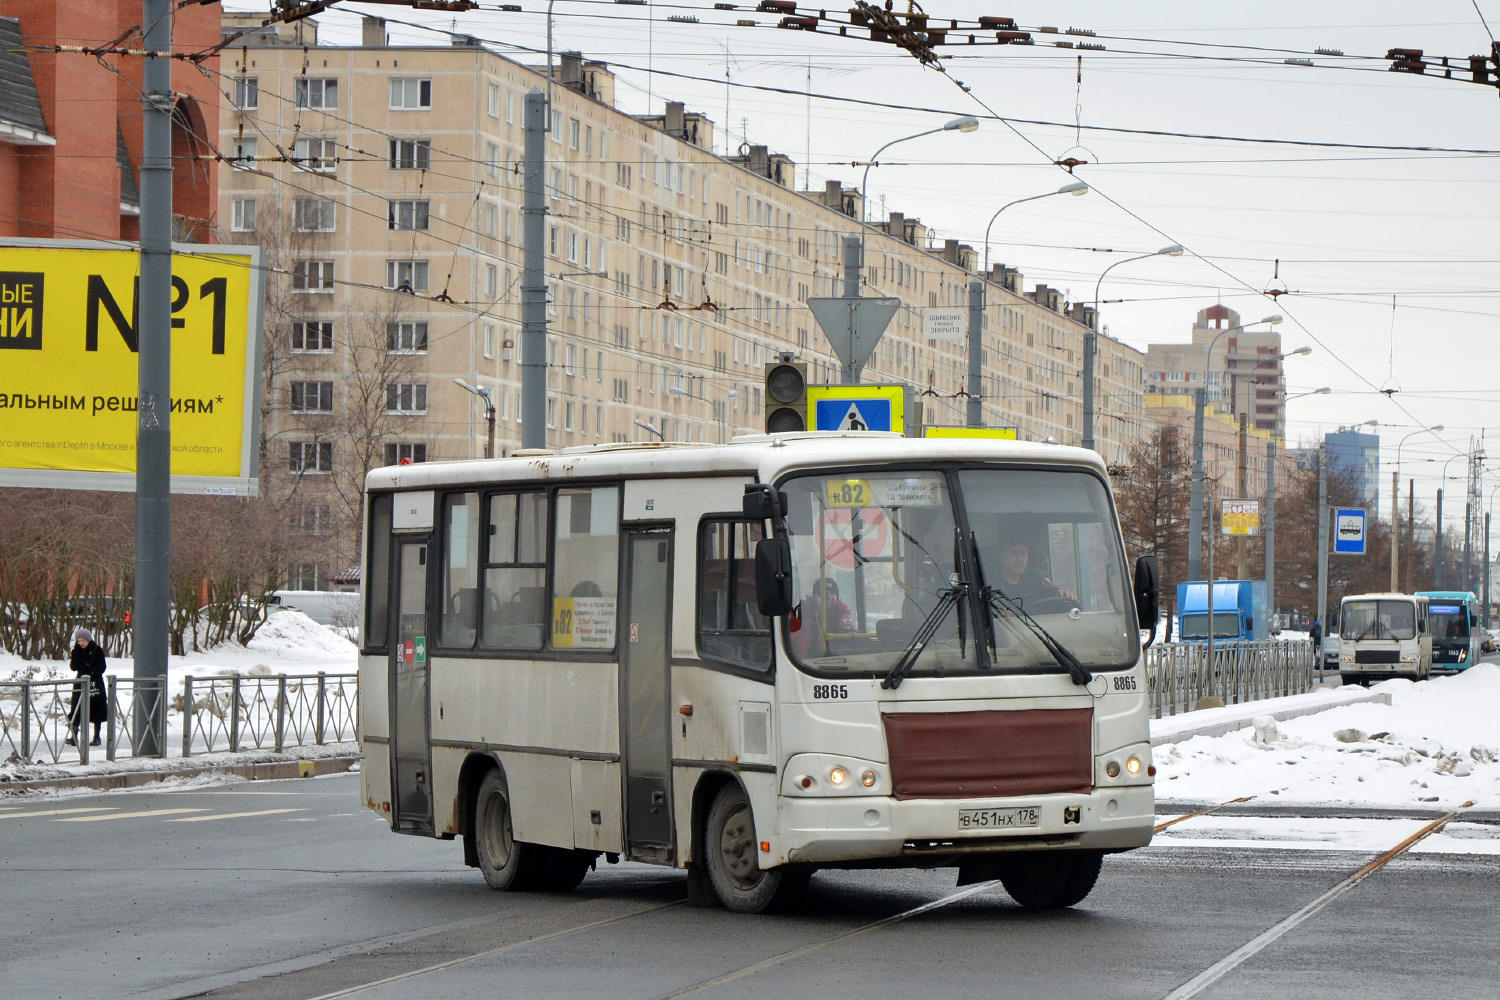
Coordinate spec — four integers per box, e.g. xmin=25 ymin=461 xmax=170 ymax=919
xmin=2 ymin=773 xmax=1496 ymax=1000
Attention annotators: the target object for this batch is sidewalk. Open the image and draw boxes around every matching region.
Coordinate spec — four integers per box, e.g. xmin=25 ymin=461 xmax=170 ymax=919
xmin=1 ymin=741 xmax=358 ymax=795
xmin=1150 ymin=684 xmax=1391 ymax=746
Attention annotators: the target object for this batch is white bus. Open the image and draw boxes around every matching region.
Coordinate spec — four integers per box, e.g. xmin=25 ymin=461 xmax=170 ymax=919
xmin=1338 ymin=593 xmax=1433 ymax=685
xmin=358 ymin=434 xmax=1160 ymax=912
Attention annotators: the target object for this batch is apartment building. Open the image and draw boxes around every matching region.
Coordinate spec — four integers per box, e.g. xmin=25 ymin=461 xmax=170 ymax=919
xmin=1144 ymin=305 xmax=1289 ymax=444
xmin=217 ymin=13 xmax=1147 ymax=581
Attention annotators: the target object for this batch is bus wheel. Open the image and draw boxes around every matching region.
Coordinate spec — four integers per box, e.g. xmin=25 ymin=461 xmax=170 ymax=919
xmin=474 ymin=770 xmax=542 ymax=891
xmin=996 ymin=850 xmax=1103 ymax=909
xmin=537 ymin=848 xmax=594 ymax=891
xmin=704 ymin=785 xmax=806 ymax=913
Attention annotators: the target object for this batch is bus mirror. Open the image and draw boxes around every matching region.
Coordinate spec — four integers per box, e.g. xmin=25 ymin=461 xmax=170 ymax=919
xmin=754 ymin=537 xmax=795 ymax=617
xmin=743 ymin=484 xmax=788 ymax=520
xmin=1133 ymin=554 xmax=1160 ymax=643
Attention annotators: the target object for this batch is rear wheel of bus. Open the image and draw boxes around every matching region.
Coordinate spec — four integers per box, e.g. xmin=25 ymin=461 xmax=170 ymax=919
xmin=474 ymin=770 xmax=592 ymax=892
xmin=995 ymin=850 xmax=1104 ymax=909
xmin=704 ymin=784 xmax=810 ymax=913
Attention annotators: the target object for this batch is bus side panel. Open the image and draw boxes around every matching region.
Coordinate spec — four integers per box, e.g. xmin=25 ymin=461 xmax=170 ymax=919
xmin=499 ymin=751 xmax=576 ymax=848
xmin=431 ymin=745 xmax=467 ymax=837
xmin=572 ymin=758 xmax=624 ymax=853
xmin=430 ymin=659 xmax=618 ymax=756
xmin=358 ymin=650 xmax=393 ymax=822
xmin=361 ymin=743 xmax=393 ymax=823
xmin=359 ymin=652 xmax=390 ymax=740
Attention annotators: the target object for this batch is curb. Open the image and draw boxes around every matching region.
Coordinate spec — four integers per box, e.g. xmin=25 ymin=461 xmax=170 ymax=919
xmin=1155 ymin=800 xmax=1500 ymax=826
xmin=0 ymin=754 xmax=358 ymax=794
xmin=1150 ymin=689 xmax=1392 ymax=746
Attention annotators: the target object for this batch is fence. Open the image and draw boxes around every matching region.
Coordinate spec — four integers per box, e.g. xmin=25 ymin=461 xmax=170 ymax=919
xmin=1144 ymin=640 xmax=1316 ymax=719
xmin=0 ymin=672 xmax=357 ymax=766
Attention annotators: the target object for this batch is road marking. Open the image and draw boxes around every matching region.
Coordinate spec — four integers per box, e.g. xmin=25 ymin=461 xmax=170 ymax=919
xmin=0 ymin=806 xmax=117 ymax=820
xmin=54 ymin=808 xmax=209 ymax=823
xmin=1160 ymin=800 xmax=1474 ymax=1000
xmin=304 ymin=901 xmax=685 ymax=999
xmin=1155 ymin=796 xmax=1258 ymax=833
xmin=167 ymin=808 xmax=306 ymax=823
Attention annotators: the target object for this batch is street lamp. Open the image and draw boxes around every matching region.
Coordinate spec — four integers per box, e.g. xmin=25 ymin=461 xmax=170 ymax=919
xmin=453 ymin=378 xmax=496 ymax=459
xmin=633 ymin=418 xmax=664 ymax=441
xmin=1264 ymin=384 xmax=1329 ymax=610
xmin=1391 ymin=424 xmax=1444 ymax=591
xmin=1186 ymin=314 xmax=1282 ymax=580
xmin=981 ymin=181 xmax=1088 ymax=276
xmin=1081 ymin=244 xmax=1184 ymax=453
xmin=1436 ymin=451 xmax=1468 ymax=589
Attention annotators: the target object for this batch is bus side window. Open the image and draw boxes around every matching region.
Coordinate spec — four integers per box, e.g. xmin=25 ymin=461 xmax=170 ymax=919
xmin=697 ymin=518 xmax=771 ymax=671
xmin=480 ymin=492 xmax=548 ymax=651
xmin=439 ymin=492 xmax=481 ymax=648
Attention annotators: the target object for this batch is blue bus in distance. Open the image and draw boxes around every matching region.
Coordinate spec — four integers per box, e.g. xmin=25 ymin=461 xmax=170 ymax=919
xmin=1414 ymin=591 xmax=1481 ymax=673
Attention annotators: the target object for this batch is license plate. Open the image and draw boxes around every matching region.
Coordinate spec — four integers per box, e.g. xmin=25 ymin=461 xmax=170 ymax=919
xmin=958 ymin=806 xmax=1041 ymax=830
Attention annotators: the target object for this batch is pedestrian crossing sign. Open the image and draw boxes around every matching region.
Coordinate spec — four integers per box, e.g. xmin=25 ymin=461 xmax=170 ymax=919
xmin=807 ymin=385 xmax=905 ymax=433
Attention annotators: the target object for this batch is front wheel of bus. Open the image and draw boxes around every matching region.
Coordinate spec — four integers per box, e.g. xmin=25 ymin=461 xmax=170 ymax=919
xmin=996 ymin=850 xmax=1103 ymax=909
xmin=704 ymin=785 xmax=808 ymax=913
xmin=474 ymin=770 xmax=541 ymax=891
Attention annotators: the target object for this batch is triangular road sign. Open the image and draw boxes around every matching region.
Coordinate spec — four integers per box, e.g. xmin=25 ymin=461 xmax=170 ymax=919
xmin=807 ymin=296 xmax=900 ymax=378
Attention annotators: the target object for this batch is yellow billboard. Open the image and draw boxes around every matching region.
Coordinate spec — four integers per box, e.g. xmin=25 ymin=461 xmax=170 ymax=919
xmin=0 ymin=240 xmax=264 ymax=494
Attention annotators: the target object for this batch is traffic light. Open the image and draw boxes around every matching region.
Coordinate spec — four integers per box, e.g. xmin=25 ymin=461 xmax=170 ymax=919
xmin=764 ymin=359 xmax=808 ymax=433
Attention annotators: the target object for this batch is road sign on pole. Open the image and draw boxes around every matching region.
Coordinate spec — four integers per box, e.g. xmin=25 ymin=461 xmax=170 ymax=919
xmin=1333 ymin=508 xmax=1367 ymax=554
xmin=1220 ymin=498 xmax=1261 ymax=536
xmin=807 ymin=384 xmax=906 ymax=433
xmin=807 ymin=296 xmax=900 ymax=383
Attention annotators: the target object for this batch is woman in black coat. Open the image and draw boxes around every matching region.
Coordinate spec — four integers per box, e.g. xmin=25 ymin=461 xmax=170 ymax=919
xmin=67 ymin=627 xmax=108 ymax=747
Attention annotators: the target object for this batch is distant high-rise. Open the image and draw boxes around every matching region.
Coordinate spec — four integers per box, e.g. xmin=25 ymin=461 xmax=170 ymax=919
xmin=1143 ymin=305 xmax=1289 ymax=444
xmin=1324 ymin=426 xmax=1381 ymax=517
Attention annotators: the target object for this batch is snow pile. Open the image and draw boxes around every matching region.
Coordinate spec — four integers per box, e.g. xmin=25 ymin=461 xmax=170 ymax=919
xmin=1155 ymin=664 xmax=1500 ymax=810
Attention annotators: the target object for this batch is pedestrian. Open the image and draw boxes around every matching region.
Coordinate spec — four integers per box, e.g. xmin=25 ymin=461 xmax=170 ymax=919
xmin=1310 ymin=619 xmax=1323 ymax=647
xmin=67 ymin=627 xmax=108 ymax=748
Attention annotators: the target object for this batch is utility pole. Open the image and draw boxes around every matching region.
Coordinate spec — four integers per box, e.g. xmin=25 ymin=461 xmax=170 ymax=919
xmin=134 ymin=0 xmax=173 ymax=755
xmin=1316 ymin=448 xmax=1330 ymax=636
xmin=966 ymin=279 xmax=983 ymax=427
xmin=840 ymin=233 xmax=861 ymax=384
xmin=1081 ymin=327 xmax=1096 ymax=450
xmin=1390 ymin=467 xmax=1400 ymax=591
xmin=1187 ymin=388 xmax=1206 ymax=580
xmin=520 ymin=90 xmax=548 ymax=449
xmin=1486 ymin=512 xmax=1493 ymax=629
xmin=1406 ymin=478 xmax=1415 ymax=592
xmin=1264 ymin=437 xmax=1276 ymax=614
xmin=1236 ymin=409 xmax=1248 ymax=579
xmin=1435 ymin=487 xmax=1444 ymax=589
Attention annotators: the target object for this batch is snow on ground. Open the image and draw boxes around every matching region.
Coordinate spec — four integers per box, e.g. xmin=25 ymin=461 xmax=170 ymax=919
xmin=1153 ymin=664 xmax=1500 ymax=812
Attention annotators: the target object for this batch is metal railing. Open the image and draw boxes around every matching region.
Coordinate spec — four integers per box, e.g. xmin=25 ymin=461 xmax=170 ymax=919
xmin=1 ymin=672 xmax=356 ymax=766
xmin=1144 ymin=640 xmax=1315 ymax=719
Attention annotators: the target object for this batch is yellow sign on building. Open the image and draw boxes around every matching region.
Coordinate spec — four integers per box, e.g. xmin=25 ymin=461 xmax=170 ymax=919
xmin=0 ymin=240 xmax=264 ymax=494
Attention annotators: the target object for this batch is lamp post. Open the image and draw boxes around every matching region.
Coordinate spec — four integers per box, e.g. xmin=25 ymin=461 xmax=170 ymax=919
xmin=1436 ymin=452 xmax=1467 ymax=589
xmin=1082 ymin=245 xmax=1184 ymax=453
xmin=633 ymin=419 xmax=664 ymax=441
xmin=1187 ymin=314 xmax=1282 ymax=580
xmin=968 ymin=181 xmax=1087 ymax=428
xmin=1230 ymin=346 xmax=1310 ymax=579
xmin=1390 ymin=424 xmax=1444 ymax=591
xmin=453 ymin=378 xmax=496 ymax=459
xmin=1266 ymin=386 xmax=1329 ymax=615
xmin=859 ymin=117 xmax=979 ymax=236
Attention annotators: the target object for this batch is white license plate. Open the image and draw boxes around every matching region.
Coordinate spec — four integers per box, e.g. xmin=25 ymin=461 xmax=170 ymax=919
xmin=957 ymin=806 xmax=1041 ymax=830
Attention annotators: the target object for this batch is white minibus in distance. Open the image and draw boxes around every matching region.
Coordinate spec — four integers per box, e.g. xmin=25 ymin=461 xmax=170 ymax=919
xmin=1339 ymin=593 xmax=1433 ymax=685
xmin=357 ymin=434 xmax=1160 ymax=912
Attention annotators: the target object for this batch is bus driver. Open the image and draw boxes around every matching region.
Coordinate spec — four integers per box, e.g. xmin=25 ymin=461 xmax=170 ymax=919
xmin=994 ymin=537 xmax=1076 ymax=604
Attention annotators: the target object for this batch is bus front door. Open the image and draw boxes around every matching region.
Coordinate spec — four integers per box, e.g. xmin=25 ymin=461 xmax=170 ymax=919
xmin=620 ymin=527 xmax=674 ymax=862
xmin=390 ymin=538 xmax=433 ymax=833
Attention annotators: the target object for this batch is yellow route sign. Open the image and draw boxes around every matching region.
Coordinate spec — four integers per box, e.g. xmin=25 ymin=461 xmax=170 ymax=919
xmin=0 ymin=239 xmax=264 ymax=494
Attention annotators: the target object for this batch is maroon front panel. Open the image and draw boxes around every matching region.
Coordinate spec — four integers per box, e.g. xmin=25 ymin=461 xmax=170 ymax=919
xmin=881 ymin=708 xmax=1093 ymax=800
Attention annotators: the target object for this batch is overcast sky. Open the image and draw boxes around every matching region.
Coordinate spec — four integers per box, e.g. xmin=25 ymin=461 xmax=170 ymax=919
xmin=226 ymin=1 xmax=1500 ymax=511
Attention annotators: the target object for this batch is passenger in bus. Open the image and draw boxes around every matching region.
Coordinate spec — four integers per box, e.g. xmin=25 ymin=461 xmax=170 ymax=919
xmin=790 ymin=578 xmax=852 ymax=657
xmin=570 ymin=580 xmax=603 ymax=597
xmin=994 ymin=537 xmax=1076 ymax=605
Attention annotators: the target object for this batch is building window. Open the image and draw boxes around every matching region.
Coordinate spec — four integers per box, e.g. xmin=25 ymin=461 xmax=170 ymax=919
xmin=287 ymin=563 xmax=328 ymax=590
xmin=289 ymin=380 xmax=334 ymax=413
xmin=386 ymin=321 xmax=429 ymax=353
xmin=487 ymin=82 xmax=500 ymax=117
xmin=293 ymin=78 xmax=338 ymax=109
xmin=546 ymin=397 xmax=557 ymax=429
xmin=383 ymin=442 xmax=427 ymax=465
xmin=230 ymin=198 xmax=256 ymax=232
xmin=288 ymin=441 xmax=333 ymax=473
xmin=292 ymin=260 xmax=334 ymax=293
xmin=389 ymin=78 xmax=432 ymax=109
xmin=564 ymin=343 xmax=577 ymax=376
xmin=290 ymin=320 xmax=333 ymax=353
xmin=386 ymin=382 xmax=428 ymax=414
xmin=388 ymin=138 xmax=431 ymax=170
xmin=485 ymin=142 xmax=499 ymax=177
xmin=386 ymin=260 xmax=429 ymax=292
xmin=292 ymin=137 xmax=337 ymax=172
xmin=568 ymin=118 xmax=581 ymax=149
xmin=483 ymin=323 xmax=497 ymax=359
xmin=291 ymin=502 xmax=331 ymax=536
xmin=230 ymin=136 xmax=257 ymax=170
xmin=233 ymin=77 xmax=259 ymax=110
xmin=292 ymin=199 xmax=337 ymax=232
xmin=388 ymin=200 xmax=430 ymax=231
xmin=567 ymin=231 xmax=579 ymax=264
xmin=485 ymin=264 xmax=497 ymax=298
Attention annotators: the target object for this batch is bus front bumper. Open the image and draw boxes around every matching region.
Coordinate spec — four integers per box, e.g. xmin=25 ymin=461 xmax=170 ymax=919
xmin=778 ymin=785 xmax=1154 ymax=865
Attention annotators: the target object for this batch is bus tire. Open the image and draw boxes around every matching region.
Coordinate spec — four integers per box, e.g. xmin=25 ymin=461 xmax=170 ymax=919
xmin=996 ymin=850 xmax=1104 ymax=909
xmin=703 ymin=784 xmax=806 ymax=913
xmin=473 ymin=770 xmax=545 ymax=891
xmin=536 ymin=848 xmax=594 ymax=891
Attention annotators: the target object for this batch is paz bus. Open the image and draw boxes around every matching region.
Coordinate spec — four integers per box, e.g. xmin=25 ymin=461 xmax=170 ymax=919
xmin=1414 ymin=590 xmax=1482 ymax=673
xmin=357 ymin=433 xmax=1160 ymax=913
xmin=1338 ymin=592 xmax=1433 ymax=685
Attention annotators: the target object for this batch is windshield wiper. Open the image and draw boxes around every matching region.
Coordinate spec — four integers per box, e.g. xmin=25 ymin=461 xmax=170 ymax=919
xmin=970 ymin=534 xmax=1091 ymax=686
xmin=881 ymin=581 xmax=965 ymax=691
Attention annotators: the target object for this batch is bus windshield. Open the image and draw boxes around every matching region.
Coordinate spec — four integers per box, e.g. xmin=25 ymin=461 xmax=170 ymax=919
xmin=1179 ymin=612 xmax=1243 ymax=640
xmin=780 ymin=466 xmax=1136 ymax=679
xmin=1428 ymin=604 xmax=1470 ymax=641
xmin=1341 ymin=600 xmax=1416 ymax=641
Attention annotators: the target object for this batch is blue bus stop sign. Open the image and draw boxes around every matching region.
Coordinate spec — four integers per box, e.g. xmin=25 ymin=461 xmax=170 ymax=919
xmin=1333 ymin=508 xmax=1366 ymax=554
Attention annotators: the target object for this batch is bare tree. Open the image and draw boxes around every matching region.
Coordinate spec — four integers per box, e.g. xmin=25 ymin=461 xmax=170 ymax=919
xmin=1114 ymin=425 xmax=1192 ymax=597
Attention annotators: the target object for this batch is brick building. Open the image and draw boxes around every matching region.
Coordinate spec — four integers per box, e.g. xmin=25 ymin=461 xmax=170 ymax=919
xmin=0 ymin=0 xmax=221 ymax=242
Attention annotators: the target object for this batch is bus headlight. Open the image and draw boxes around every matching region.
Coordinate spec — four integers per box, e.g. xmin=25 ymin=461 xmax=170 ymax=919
xmin=1125 ymin=756 xmax=1142 ymax=775
xmin=1401 ymin=655 xmax=1417 ymax=663
xmin=829 ymin=766 xmax=847 ymax=786
xmin=861 ymin=770 xmax=878 ymax=787
xmin=1105 ymin=760 xmax=1121 ymax=778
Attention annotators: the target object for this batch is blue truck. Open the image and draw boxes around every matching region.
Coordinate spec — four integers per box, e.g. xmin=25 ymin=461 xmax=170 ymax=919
xmin=1176 ymin=580 xmax=1270 ymax=642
